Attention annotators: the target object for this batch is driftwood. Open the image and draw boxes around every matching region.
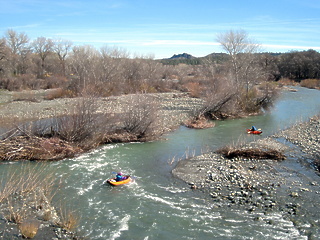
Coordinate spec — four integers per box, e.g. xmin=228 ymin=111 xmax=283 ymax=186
xmin=217 ymin=147 xmax=286 ymax=161
xmin=0 ymin=136 xmax=82 ymax=161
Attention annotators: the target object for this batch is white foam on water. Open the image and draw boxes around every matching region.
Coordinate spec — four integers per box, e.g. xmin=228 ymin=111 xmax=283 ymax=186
xmin=109 ymin=214 xmax=131 ymax=240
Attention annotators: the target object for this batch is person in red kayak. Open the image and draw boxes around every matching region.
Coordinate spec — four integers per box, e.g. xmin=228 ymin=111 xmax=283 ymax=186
xmin=250 ymin=126 xmax=257 ymax=131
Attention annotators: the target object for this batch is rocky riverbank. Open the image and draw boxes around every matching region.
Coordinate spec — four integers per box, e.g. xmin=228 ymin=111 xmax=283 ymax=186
xmin=0 ymin=89 xmax=204 ymax=132
xmin=172 ymin=115 xmax=320 ymax=238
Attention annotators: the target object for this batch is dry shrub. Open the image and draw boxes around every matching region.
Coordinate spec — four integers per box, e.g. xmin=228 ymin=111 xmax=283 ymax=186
xmin=5 ymin=200 xmax=28 ymax=224
xmin=54 ymin=98 xmax=99 ymax=143
xmin=238 ymin=88 xmax=261 ymax=113
xmin=44 ymin=88 xmax=70 ymax=100
xmin=18 ymin=219 xmax=40 ymax=239
xmin=0 ymin=77 xmax=21 ymax=91
xmin=183 ymin=81 xmax=202 ymax=98
xmin=57 ymin=206 xmax=80 ymax=231
xmin=44 ymin=76 xmax=68 ymax=89
xmin=184 ymin=115 xmax=215 ymax=129
xmin=0 ymin=163 xmax=56 ymax=204
xmin=0 ymin=163 xmax=59 ymax=238
xmin=217 ymin=146 xmax=286 ymax=160
xmin=300 ymin=79 xmax=320 ymax=89
xmin=277 ymin=77 xmax=297 ymax=86
xmin=122 ymin=95 xmax=160 ymax=140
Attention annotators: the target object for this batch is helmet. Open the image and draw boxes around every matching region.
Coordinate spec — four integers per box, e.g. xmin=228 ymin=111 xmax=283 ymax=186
xmin=117 ymin=172 xmax=123 ymax=175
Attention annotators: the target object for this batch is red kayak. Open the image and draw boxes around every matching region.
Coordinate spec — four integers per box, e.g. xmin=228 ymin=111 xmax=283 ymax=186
xmin=246 ymin=129 xmax=262 ymax=134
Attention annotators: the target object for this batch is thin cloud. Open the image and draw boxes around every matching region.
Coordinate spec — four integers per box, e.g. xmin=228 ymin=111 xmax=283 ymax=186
xmin=142 ymin=40 xmax=220 ymax=46
xmin=263 ymin=44 xmax=320 ymax=51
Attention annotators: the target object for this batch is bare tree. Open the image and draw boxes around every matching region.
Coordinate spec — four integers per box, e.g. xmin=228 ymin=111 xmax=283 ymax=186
xmin=32 ymin=37 xmax=54 ymax=78
xmin=216 ymin=29 xmax=260 ymax=89
xmin=53 ymin=39 xmax=73 ymax=77
xmin=5 ymin=29 xmax=29 ymax=56
xmin=69 ymin=45 xmax=100 ymax=94
xmin=98 ymin=46 xmax=125 ymax=94
xmin=0 ymin=38 xmax=8 ymax=75
xmin=5 ymin=29 xmax=30 ymax=75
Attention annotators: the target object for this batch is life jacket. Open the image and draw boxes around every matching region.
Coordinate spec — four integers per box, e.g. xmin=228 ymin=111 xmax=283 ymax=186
xmin=116 ymin=175 xmax=123 ymax=181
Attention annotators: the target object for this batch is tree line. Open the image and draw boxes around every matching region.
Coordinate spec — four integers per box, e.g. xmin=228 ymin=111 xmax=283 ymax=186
xmin=162 ymin=50 xmax=320 ymax=81
xmin=0 ymin=29 xmax=319 ymax=115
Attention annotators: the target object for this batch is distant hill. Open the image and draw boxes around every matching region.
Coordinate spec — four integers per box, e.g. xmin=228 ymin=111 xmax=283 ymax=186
xmin=160 ymin=52 xmax=286 ymax=65
xmin=159 ymin=53 xmax=199 ymax=65
xmin=160 ymin=52 xmax=228 ymax=65
xmin=169 ymin=53 xmax=195 ymax=59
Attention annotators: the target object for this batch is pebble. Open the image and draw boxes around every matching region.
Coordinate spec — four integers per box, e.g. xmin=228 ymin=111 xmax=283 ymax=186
xmin=290 ymin=192 xmax=300 ymax=197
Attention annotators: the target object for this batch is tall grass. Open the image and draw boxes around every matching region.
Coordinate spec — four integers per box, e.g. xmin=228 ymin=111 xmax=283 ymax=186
xmin=57 ymin=204 xmax=80 ymax=231
xmin=0 ymin=163 xmax=56 ymax=200
xmin=0 ymin=163 xmax=56 ymax=220
xmin=0 ymin=163 xmax=81 ymax=237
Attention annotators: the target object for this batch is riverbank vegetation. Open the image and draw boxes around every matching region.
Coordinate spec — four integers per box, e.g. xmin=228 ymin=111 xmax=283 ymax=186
xmin=0 ymin=163 xmax=81 ymax=239
xmin=0 ymin=29 xmax=319 ymax=161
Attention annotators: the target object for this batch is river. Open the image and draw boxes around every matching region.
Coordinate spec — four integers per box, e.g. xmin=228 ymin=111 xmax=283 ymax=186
xmin=2 ymin=86 xmax=320 ymax=239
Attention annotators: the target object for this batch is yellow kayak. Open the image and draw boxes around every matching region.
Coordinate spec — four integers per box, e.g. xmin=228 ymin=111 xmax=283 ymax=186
xmin=107 ymin=176 xmax=131 ymax=186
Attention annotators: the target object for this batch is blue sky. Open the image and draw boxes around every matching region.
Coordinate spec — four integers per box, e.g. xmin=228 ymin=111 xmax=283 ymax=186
xmin=1 ymin=0 xmax=320 ymax=59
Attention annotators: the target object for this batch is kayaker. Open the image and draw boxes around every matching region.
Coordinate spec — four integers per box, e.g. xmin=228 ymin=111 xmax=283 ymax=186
xmin=251 ymin=126 xmax=257 ymax=131
xmin=116 ymin=172 xmax=125 ymax=181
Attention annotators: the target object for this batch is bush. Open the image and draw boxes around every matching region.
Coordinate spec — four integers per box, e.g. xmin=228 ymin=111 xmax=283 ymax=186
xmin=277 ymin=77 xmax=297 ymax=86
xmin=183 ymin=81 xmax=202 ymax=98
xmin=57 ymin=206 xmax=80 ymax=231
xmin=54 ymin=98 xmax=99 ymax=143
xmin=300 ymin=79 xmax=320 ymax=89
xmin=18 ymin=219 xmax=40 ymax=239
xmin=44 ymin=88 xmax=73 ymax=100
xmin=122 ymin=95 xmax=160 ymax=140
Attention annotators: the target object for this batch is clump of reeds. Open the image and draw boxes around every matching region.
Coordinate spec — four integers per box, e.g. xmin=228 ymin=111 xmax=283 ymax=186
xmin=57 ymin=205 xmax=80 ymax=231
xmin=18 ymin=219 xmax=40 ymax=239
xmin=0 ymin=163 xmax=57 ymax=223
xmin=5 ymin=200 xmax=27 ymax=224
xmin=216 ymin=146 xmax=286 ymax=160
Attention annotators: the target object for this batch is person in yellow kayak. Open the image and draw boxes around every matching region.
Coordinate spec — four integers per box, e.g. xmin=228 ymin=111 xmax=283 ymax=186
xmin=116 ymin=172 xmax=126 ymax=181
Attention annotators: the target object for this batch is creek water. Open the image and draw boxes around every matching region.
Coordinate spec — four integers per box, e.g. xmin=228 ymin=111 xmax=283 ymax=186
xmin=2 ymin=87 xmax=320 ymax=239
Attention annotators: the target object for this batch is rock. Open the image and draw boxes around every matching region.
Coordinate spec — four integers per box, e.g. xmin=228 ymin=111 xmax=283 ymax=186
xmin=191 ymin=184 xmax=197 ymax=189
xmin=290 ymin=192 xmax=300 ymax=197
xmin=210 ymin=192 xmax=219 ymax=198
